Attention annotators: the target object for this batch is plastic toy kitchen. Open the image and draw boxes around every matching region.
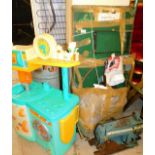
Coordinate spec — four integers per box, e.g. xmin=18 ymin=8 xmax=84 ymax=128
xmin=12 ymin=33 xmax=80 ymax=155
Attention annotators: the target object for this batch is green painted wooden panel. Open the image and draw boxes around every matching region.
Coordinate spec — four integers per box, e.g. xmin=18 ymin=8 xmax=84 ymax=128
xmin=73 ymin=7 xmax=137 ymax=87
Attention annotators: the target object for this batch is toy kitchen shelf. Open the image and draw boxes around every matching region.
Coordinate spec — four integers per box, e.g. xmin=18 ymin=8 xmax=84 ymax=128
xmin=27 ymin=57 xmax=80 ymax=100
xmin=28 ymin=57 xmax=80 ymax=68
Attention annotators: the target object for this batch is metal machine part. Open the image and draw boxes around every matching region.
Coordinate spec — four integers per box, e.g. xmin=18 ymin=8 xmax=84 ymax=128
xmin=95 ymin=112 xmax=142 ymax=147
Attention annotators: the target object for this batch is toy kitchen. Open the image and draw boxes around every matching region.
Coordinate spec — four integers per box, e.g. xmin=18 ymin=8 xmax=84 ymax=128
xmin=12 ymin=33 xmax=80 ymax=155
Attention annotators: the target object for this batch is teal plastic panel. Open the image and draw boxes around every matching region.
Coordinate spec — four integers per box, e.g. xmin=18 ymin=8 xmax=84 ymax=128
xmin=13 ymin=82 xmax=79 ymax=121
xmin=12 ymin=82 xmax=49 ymax=105
xmin=12 ymin=82 xmax=79 ymax=155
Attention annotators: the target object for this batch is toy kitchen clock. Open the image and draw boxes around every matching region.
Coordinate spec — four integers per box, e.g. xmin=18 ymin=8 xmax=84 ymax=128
xmin=12 ymin=33 xmax=80 ymax=155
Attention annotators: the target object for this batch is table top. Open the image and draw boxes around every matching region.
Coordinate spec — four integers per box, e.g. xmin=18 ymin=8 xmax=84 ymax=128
xmin=28 ymin=58 xmax=80 ymax=68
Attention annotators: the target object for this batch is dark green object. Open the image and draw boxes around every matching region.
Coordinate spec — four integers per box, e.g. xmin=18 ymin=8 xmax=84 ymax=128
xmin=73 ymin=2 xmax=138 ymax=87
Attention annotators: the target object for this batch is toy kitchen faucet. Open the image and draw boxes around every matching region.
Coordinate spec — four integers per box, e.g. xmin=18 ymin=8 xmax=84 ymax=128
xmin=12 ymin=33 xmax=80 ymax=155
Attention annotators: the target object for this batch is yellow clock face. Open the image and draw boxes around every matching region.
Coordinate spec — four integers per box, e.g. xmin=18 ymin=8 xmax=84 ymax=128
xmin=37 ymin=39 xmax=50 ymax=57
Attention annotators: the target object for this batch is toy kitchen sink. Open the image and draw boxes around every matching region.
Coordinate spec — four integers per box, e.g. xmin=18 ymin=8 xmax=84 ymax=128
xmin=12 ymin=33 xmax=80 ymax=155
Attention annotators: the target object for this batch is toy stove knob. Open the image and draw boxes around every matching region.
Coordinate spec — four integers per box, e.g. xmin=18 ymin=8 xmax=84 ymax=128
xmin=43 ymin=82 xmax=51 ymax=91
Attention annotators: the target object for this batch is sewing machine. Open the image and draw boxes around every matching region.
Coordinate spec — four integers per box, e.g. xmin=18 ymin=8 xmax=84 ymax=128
xmin=95 ymin=112 xmax=143 ymax=147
